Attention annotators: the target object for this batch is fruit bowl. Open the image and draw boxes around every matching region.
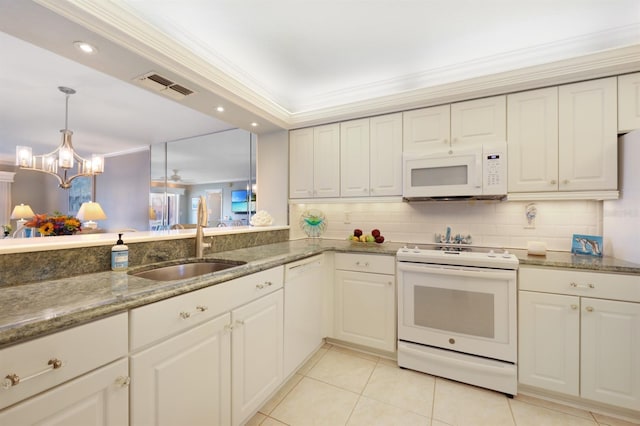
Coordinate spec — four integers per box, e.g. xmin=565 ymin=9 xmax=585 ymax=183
xmin=347 ymin=228 xmax=385 ymax=244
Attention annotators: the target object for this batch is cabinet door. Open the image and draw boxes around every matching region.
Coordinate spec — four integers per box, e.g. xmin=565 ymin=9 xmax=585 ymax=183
xmin=232 ymin=289 xmax=284 ymax=426
xmin=581 ymin=298 xmax=640 ymax=410
xmin=618 ymin=72 xmax=640 ymax=133
xmin=370 ymin=113 xmax=403 ymax=196
xmin=130 ymin=313 xmax=232 ymax=426
xmin=559 ymin=77 xmax=617 ymax=191
xmin=402 ymin=105 xmax=450 ymax=152
xmin=451 ymin=95 xmax=506 ymax=147
xmin=340 ymin=118 xmax=370 ymax=197
xmin=507 ymin=87 xmax=559 ymax=192
xmin=0 ymin=358 xmax=129 ymax=426
xmin=313 ymin=123 xmax=341 ymax=197
xmin=289 ymin=128 xmax=315 ymax=198
xmin=518 ymin=291 xmax=579 ymax=396
xmin=284 ymin=256 xmax=325 ymax=377
xmin=334 ymin=270 xmax=396 ymax=352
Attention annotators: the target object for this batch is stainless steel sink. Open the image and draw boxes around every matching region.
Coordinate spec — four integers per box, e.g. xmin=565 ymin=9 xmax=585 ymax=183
xmin=129 ymin=260 xmax=245 ymax=281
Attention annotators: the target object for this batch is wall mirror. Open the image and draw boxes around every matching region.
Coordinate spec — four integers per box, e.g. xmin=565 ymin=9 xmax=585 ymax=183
xmin=150 ymin=128 xmax=256 ymax=230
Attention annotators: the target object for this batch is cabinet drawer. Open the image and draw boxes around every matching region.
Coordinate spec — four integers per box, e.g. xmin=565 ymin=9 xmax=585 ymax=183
xmin=0 ymin=313 xmax=128 ymax=410
xmin=519 ymin=266 xmax=640 ymax=302
xmin=130 ymin=266 xmax=284 ymax=350
xmin=335 ymin=253 xmax=395 ymax=274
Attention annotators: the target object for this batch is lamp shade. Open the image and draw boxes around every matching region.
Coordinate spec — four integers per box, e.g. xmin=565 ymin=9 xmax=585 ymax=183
xmin=10 ymin=204 xmax=35 ymax=220
xmin=77 ymin=202 xmax=107 ymax=221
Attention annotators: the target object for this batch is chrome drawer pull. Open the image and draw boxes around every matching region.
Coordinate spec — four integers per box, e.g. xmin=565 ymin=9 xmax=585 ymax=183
xmin=569 ymin=282 xmax=595 ymax=289
xmin=585 ymin=306 xmax=594 ymax=312
xmin=179 ymin=305 xmax=210 ymax=319
xmin=2 ymin=358 xmax=63 ymax=390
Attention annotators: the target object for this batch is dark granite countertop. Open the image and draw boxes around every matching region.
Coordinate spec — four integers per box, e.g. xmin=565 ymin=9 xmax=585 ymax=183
xmin=1 ymin=239 xmax=639 ymax=348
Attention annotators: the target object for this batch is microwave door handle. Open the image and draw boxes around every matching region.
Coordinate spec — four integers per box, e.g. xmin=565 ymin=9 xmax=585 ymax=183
xmin=475 ymin=153 xmax=482 ymax=189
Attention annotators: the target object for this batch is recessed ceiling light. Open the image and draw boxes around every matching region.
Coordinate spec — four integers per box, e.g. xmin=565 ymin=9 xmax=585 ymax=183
xmin=250 ymin=122 xmax=258 ymax=127
xmin=73 ymin=41 xmax=98 ymax=55
xmin=216 ymin=106 xmax=225 ymax=112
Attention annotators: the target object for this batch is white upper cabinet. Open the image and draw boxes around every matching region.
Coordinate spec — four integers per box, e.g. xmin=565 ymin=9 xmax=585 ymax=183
xmin=403 ymin=105 xmax=450 ymax=152
xmin=289 ymin=127 xmax=315 ymax=198
xmin=340 ymin=113 xmax=403 ymax=197
xmin=340 ymin=118 xmax=370 ymax=197
xmin=402 ymin=97 xmax=505 ymax=153
xmin=451 ymin=95 xmax=506 ymax=147
xmin=618 ymin=72 xmax=640 ymax=133
xmin=289 ymin=124 xmax=340 ymax=198
xmin=559 ymin=77 xmax=617 ymax=191
xmin=369 ymin=113 xmax=403 ymax=196
xmin=507 ymin=87 xmax=559 ymax=193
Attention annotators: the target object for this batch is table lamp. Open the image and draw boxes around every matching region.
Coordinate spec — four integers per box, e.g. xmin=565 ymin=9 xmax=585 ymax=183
xmin=77 ymin=201 xmax=107 ymax=229
xmin=10 ymin=204 xmax=35 ymax=237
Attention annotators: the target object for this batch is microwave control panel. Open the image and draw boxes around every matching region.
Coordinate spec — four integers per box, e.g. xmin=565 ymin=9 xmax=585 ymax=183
xmin=482 ymin=145 xmax=507 ymax=194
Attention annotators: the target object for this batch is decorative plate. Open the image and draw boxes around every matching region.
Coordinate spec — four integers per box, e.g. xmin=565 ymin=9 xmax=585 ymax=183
xmin=299 ymin=209 xmax=327 ymax=238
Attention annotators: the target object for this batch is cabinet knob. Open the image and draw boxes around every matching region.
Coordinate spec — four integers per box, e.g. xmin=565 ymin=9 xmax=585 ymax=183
xmin=563 ymin=179 xmax=570 ymax=184
xmin=585 ymin=306 xmax=594 ymax=312
xmin=256 ymin=281 xmax=273 ymax=289
xmin=571 ymin=304 xmax=578 ymax=310
xmin=444 ymin=138 xmax=449 ymax=144
xmin=550 ymin=180 xmax=557 ymax=185
xmin=363 ymin=188 xmax=368 ymax=192
xmin=115 ymin=376 xmax=131 ymax=388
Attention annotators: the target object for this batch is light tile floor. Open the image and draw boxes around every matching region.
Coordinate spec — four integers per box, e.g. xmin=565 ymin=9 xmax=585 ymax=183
xmin=247 ymin=343 xmax=640 ymax=426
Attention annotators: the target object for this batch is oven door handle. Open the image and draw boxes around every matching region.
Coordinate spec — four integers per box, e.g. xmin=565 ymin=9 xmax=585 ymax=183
xmin=397 ymin=262 xmax=515 ymax=280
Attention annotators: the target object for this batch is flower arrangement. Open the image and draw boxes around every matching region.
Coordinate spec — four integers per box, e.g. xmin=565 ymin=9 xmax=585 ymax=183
xmin=25 ymin=212 xmax=82 ymax=236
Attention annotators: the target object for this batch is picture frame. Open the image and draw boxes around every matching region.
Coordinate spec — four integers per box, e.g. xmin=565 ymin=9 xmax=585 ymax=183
xmin=191 ymin=197 xmax=199 ymax=210
xmin=571 ymin=234 xmax=603 ymax=257
xmin=69 ymin=176 xmax=92 ymax=215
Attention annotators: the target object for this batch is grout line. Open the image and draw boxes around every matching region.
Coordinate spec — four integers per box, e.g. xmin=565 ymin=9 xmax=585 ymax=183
xmin=507 ymin=396 xmax=518 ymax=425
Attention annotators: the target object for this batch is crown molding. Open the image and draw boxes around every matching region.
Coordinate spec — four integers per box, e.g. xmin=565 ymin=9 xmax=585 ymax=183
xmin=289 ymin=44 xmax=640 ymax=128
xmin=33 ymin=1 xmax=640 ymax=131
xmin=34 ymin=0 xmax=291 ymax=129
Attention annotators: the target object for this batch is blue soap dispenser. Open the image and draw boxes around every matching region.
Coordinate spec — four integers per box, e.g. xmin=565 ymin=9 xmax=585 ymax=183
xmin=111 ymin=233 xmax=129 ymax=271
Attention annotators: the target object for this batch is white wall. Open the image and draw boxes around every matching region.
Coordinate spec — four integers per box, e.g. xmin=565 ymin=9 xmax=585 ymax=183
xmin=256 ymin=130 xmax=288 ymax=226
xmin=96 ymin=149 xmax=150 ymax=231
xmin=290 ymin=200 xmax=602 ymax=252
xmin=603 ymin=131 xmax=640 ymax=263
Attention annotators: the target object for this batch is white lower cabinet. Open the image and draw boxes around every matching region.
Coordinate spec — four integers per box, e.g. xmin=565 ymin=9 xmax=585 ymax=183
xmin=231 ymin=289 xmax=283 ymax=425
xmin=0 ymin=358 xmax=129 ymax=426
xmin=129 ymin=266 xmax=284 ymax=426
xmin=334 ymin=253 xmax=396 ymax=352
xmin=518 ymin=267 xmax=640 ymax=411
xmin=518 ymin=291 xmax=580 ymax=395
xmin=284 ymin=255 xmax=326 ymax=378
xmin=130 ymin=313 xmax=232 ymax=426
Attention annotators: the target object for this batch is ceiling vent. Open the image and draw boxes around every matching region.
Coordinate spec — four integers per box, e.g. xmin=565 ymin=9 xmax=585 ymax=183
xmin=135 ymin=72 xmax=195 ymax=100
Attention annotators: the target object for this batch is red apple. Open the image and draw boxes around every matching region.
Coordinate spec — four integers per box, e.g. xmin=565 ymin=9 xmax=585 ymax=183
xmin=353 ymin=229 xmax=363 ymax=237
xmin=371 ymin=229 xmax=381 ymax=238
xmin=375 ymin=235 xmax=385 ymax=243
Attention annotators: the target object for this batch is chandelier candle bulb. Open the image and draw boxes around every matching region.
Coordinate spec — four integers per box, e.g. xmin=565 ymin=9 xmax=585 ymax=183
xmin=111 ymin=234 xmax=129 ymax=271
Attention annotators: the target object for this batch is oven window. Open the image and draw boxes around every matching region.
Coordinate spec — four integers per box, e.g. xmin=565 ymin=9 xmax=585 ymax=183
xmin=413 ymin=287 xmax=494 ymax=338
xmin=411 ymin=165 xmax=468 ymax=187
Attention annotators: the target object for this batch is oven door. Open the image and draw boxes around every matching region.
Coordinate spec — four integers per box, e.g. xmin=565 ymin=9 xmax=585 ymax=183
xmin=402 ymin=150 xmax=482 ymax=198
xmin=397 ymin=261 xmax=516 ymax=362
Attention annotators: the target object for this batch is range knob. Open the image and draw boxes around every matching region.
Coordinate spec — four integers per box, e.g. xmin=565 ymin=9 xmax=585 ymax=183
xmin=412 ymin=246 xmax=421 ymax=253
xmin=488 ymin=250 xmax=497 ymax=258
xmin=502 ymin=250 xmax=511 ymax=258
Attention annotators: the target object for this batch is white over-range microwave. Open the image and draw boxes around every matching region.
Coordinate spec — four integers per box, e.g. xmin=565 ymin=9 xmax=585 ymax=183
xmin=402 ymin=143 xmax=507 ymax=200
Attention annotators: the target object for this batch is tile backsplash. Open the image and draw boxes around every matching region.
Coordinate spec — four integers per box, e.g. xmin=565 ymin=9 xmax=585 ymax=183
xmin=290 ymin=200 xmax=602 ymax=252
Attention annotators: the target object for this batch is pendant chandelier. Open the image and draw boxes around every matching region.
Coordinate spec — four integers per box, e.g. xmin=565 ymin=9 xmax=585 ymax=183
xmin=15 ymin=86 xmax=104 ymax=189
